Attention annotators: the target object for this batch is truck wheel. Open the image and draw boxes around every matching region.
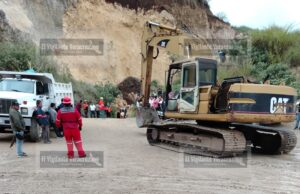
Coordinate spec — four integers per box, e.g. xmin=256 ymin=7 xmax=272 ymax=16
xmin=29 ymin=118 xmax=41 ymax=142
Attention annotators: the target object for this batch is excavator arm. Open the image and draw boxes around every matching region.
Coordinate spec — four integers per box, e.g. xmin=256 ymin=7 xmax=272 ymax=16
xmin=140 ymin=21 xmax=193 ymax=106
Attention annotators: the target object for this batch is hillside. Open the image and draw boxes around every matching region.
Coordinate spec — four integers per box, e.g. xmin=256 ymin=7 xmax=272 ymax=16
xmin=0 ymin=0 xmax=236 ymax=84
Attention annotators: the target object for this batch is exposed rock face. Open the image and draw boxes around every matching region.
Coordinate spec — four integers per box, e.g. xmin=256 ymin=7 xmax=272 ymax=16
xmin=0 ymin=9 xmax=24 ymax=42
xmin=105 ymin=0 xmax=235 ymax=39
xmin=0 ymin=0 xmax=236 ymax=85
xmin=0 ymin=0 xmax=78 ymax=41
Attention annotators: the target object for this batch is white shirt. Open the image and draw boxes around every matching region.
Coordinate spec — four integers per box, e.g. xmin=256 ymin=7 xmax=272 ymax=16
xmin=90 ymin=104 xmax=96 ymax=111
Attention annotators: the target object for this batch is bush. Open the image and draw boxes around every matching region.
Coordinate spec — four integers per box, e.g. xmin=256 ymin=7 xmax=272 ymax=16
xmin=0 ymin=42 xmax=59 ymax=74
xmin=0 ymin=41 xmax=121 ymax=104
xmin=94 ymin=82 xmax=121 ymax=104
xmin=251 ymin=25 xmax=300 ymax=65
xmin=0 ymin=42 xmax=34 ymax=71
xmin=285 ymin=46 xmax=300 ymax=67
xmin=251 ymin=63 xmax=299 ymax=95
xmin=218 ymin=62 xmax=252 ymax=81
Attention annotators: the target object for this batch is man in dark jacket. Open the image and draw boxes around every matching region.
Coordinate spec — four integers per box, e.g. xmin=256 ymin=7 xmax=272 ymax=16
xmin=75 ymin=100 xmax=82 ymax=115
xmin=56 ymin=98 xmax=64 ymax=112
xmin=49 ymin=103 xmax=63 ymax=137
xmin=9 ymin=101 xmax=27 ymax=157
xmin=36 ymin=100 xmax=51 ymax=144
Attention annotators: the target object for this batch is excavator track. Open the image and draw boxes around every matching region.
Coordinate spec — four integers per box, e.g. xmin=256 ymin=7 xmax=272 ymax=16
xmin=147 ymin=121 xmax=247 ymax=158
xmin=233 ymin=124 xmax=297 ymax=154
xmin=146 ymin=121 xmax=297 ymax=157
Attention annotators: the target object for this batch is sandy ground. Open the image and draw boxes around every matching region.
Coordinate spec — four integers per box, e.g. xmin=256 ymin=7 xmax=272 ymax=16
xmin=0 ymin=118 xmax=300 ymax=194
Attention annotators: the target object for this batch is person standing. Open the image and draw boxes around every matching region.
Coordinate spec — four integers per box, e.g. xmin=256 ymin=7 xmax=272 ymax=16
xmin=83 ymin=100 xmax=89 ymax=118
xmin=115 ymin=95 xmax=128 ymax=118
xmin=48 ymin=103 xmax=63 ymax=137
xmin=36 ymin=100 xmax=51 ymax=144
xmin=9 ymin=101 xmax=27 ymax=157
xmin=56 ymin=98 xmax=64 ymax=112
xmin=106 ymin=103 xmax=112 ymax=118
xmin=152 ymin=96 xmax=159 ymax=110
xmin=294 ymin=104 xmax=300 ymax=129
xmin=149 ymin=96 xmax=154 ymax=107
xmin=76 ymin=100 xmax=82 ymax=115
xmin=98 ymin=97 xmax=104 ymax=108
xmin=158 ymin=96 xmax=164 ymax=111
xmin=95 ymin=103 xmax=100 ymax=118
xmin=89 ymin=102 xmax=96 ymax=118
xmin=56 ymin=96 xmax=86 ymax=159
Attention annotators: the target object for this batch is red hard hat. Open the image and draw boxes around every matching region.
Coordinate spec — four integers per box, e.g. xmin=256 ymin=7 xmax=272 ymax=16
xmin=62 ymin=96 xmax=72 ymax=104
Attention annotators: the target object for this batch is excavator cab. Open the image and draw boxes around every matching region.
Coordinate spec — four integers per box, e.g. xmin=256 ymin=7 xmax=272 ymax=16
xmin=165 ymin=58 xmax=217 ymax=113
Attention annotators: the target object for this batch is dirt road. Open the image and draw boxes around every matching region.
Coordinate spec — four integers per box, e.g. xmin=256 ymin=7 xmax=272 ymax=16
xmin=0 ymin=118 xmax=299 ymax=194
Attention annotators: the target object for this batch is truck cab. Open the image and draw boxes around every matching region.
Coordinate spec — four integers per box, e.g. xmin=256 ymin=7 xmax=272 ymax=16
xmin=0 ymin=71 xmax=73 ymax=141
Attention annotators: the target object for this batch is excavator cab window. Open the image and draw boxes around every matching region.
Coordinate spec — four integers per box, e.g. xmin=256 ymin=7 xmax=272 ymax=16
xmin=165 ymin=67 xmax=181 ymax=111
xmin=182 ymin=64 xmax=196 ymax=88
xmin=197 ymin=58 xmax=217 ymax=87
xmin=199 ymin=68 xmax=216 ymax=86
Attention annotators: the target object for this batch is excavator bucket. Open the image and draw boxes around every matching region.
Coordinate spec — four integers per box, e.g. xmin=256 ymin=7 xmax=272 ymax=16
xmin=136 ymin=107 xmax=161 ymax=128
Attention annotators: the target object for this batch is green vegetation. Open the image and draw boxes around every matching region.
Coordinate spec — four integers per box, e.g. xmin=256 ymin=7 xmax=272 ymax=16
xmin=219 ymin=25 xmax=300 ymax=96
xmin=0 ymin=41 xmax=121 ymax=103
xmin=251 ymin=25 xmax=300 ymax=65
xmin=218 ymin=62 xmax=252 ymax=81
xmin=94 ymin=82 xmax=121 ymax=104
xmin=151 ymin=79 xmax=164 ymax=95
xmin=0 ymin=42 xmax=57 ymax=73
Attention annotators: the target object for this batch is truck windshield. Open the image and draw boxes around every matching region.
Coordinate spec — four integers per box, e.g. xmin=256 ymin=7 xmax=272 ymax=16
xmin=0 ymin=80 xmax=34 ymax=93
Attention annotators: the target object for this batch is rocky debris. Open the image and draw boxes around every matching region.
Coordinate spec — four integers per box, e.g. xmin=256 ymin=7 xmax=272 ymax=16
xmin=104 ymin=0 xmax=233 ymax=38
xmin=0 ymin=9 xmax=24 ymax=42
xmin=0 ymin=0 xmax=79 ymax=42
xmin=0 ymin=0 xmax=237 ymax=85
xmin=117 ymin=77 xmax=141 ymax=105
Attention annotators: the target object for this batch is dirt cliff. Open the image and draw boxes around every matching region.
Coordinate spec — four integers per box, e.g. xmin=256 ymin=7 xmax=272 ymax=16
xmin=0 ymin=0 xmax=236 ymax=84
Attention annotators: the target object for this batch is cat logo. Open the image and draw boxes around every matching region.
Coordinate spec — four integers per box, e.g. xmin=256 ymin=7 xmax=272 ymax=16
xmin=270 ymin=97 xmax=289 ymax=114
xmin=157 ymin=39 xmax=170 ymax=48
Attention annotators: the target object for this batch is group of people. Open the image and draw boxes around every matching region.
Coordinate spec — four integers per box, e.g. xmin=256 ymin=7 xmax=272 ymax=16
xmin=9 ymin=97 xmax=86 ymax=159
xmin=149 ymin=95 xmax=164 ymax=111
xmin=75 ymin=97 xmax=112 ymax=118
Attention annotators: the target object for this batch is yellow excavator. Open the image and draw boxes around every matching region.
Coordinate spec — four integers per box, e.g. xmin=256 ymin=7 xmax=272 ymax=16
xmin=136 ymin=21 xmax=297 ymax=157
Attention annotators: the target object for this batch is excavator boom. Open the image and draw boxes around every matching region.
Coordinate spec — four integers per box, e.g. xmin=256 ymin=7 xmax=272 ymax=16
xmin=140 ymin=21 xmax=201 ymax=106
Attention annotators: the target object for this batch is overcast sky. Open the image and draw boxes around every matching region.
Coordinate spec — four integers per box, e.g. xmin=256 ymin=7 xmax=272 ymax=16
xmin=209 ymin=0 xmax=300 ymax=29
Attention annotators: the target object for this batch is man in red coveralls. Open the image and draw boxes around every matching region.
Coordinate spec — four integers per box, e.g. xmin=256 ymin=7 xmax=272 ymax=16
xmin=56 ymin=96 xmax=86 ymax=159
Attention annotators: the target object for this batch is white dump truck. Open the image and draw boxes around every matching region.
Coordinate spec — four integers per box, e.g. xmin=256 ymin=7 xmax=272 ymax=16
xmin=0 ymin=71 xmax=74 ymax=141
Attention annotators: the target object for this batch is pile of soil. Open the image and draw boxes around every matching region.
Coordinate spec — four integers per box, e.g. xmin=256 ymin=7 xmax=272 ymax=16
xmin=117 ymin=76 xmax=141 ymax=104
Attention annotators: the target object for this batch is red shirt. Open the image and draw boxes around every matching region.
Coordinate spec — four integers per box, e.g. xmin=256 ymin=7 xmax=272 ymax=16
xmin=98 ymin=100 xmax=104 ymax=106
xmin=98 ymin=100 xmax=108 ymax=110
xmin=83 ymin=102 xmax=88 ymax=110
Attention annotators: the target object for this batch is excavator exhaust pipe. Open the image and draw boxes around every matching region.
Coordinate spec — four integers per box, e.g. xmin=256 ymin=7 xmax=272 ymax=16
xmin=136 ymin=107 xmax=161 ymax=128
